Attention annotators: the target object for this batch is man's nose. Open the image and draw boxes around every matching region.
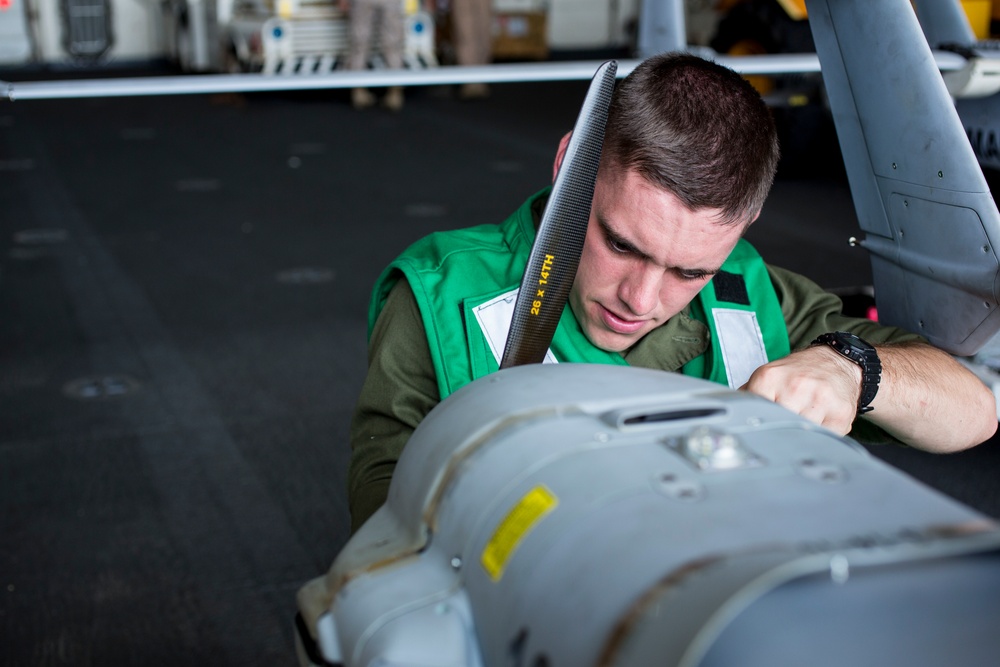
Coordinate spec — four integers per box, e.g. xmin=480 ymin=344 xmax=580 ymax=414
xmin=618 ymin=265 xmax=660 ymax=317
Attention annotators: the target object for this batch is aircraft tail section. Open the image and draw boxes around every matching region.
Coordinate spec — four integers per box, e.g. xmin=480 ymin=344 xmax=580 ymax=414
xmin=807 ymin=0 xmax=1000 ymax=355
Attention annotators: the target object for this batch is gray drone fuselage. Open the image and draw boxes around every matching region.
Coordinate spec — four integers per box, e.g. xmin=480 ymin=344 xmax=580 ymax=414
xmin=300 ymin=365 xmax=1000 ymax=667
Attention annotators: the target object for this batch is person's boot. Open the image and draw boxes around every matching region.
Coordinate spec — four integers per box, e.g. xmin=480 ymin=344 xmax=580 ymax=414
xmin=351 ymin=88 xmax=376 ymax=109
xmin=383 ymin=87 xmax=405 ymax=112
xmin=459 ymin=82 xmax=490 ymax=99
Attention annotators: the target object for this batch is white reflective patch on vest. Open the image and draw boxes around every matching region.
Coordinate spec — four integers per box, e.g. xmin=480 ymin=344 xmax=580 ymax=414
xmin=712 ymin=308 xmax=768 ymax=389
xmin=472 ymin=288 xmax=558 ymax=366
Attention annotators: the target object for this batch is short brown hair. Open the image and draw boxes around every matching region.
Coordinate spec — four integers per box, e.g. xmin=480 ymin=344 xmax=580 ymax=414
xmin=601 ymin=52 xmax=780 ymax=226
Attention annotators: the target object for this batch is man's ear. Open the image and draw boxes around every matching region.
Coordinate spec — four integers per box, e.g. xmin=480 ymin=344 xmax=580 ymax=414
xmin=552 ymin=132 xmax=572 ymax=183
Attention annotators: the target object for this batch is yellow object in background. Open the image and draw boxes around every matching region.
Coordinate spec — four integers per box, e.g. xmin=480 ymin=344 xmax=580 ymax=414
xmin=720 ymin=0 xmax=807 ymax=20
xmin=752 ymin=0 xmax=994 ymax=40
xmin=775 ymin=0 xmax=808 ymax=21
xmin=728 ymin=39 xmax=775 ymax=97
xmin=962 ymin=0 xmax=992 ymax=39
xmin=719 ymin=0 xmax=994 ymax=43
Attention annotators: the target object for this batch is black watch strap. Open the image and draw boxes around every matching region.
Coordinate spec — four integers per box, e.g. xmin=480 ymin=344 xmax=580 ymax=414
xmin=811 ymin=332 xmax=882 ymax=414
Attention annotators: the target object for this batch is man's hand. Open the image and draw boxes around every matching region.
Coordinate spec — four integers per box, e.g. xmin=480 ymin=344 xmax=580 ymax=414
xmin=742 ymin=341 xmax=998 ymax=452
xmin=741 ymin=345 xmax=862 ymax=435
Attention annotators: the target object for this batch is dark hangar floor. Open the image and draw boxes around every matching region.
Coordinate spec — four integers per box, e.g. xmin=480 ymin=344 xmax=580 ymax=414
xmin=1 ymin=72 xmax=998 ymax=665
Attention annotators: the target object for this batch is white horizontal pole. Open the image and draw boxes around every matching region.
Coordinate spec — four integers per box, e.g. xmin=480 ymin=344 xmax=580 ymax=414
xmin=3 ymin=61 xmax=631 ymax=101
xmin=1 ymin=52 xmax=967 ymax=101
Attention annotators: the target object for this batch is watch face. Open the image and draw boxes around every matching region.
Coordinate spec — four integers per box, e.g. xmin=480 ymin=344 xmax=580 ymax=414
xmin=820 ymin=332 xmax=873 ymax=354
xmin=836 ymin=332 xmax=867 ymax=350
xmin=812 ymin=332 xmax=881 ymax=413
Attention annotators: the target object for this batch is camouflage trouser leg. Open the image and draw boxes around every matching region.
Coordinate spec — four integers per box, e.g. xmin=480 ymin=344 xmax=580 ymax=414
xmin=347 ymin=0 xmax=377 ymax=71
xmin=348 ymin=0 xmax=405 ymax=71
xmin=377 ymin=0 xmax=405 ymax=70
xmin=451 ymin=0 xmax=493 ymax=66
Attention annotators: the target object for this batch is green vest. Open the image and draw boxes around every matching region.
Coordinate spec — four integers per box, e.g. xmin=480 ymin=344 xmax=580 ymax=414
xmin=369 ymin=189 xmax=790 ymax=399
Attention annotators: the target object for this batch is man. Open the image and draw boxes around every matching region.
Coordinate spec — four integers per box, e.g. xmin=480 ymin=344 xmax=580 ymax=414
xmin=339 ymin=0 xmax=405 ymax=111
xmin=449 ymin=0 xmax=493 ymax=98
xmin=347 ymin=53 xmax=998 ymax=532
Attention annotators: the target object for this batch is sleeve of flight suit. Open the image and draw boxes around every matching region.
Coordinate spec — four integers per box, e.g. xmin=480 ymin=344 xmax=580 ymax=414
xmin=766 ymin=264 xmax=924 ymax=350
xmin=347 ymin=279 xmax=440 ymax=533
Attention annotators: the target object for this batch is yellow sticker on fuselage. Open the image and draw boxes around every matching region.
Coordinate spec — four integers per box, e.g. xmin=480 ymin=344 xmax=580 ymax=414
xmin=481 ymin=485 xmax=558 ymax=582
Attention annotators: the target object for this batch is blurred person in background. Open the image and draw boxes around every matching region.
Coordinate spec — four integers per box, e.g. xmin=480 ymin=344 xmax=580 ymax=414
xmin=448 ymin=0 xmax=493 ymax=98
xmin=340 ymin=0 xmax=406 ymax=111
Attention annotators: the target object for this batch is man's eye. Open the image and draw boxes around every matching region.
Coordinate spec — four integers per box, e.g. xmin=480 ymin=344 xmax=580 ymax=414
xmin=679 ymin=271 xmax=709 ymax=281
xmin=607 ymin=237 xmax=631 ymax=254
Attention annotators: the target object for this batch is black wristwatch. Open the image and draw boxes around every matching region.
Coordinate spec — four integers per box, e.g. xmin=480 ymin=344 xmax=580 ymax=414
xmin=811 ymin=332 xmax=882 ymax=414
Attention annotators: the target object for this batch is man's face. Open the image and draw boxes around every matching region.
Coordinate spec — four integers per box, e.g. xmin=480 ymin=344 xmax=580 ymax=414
xmin=569 ymin=167 xmax=745 ymax=352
